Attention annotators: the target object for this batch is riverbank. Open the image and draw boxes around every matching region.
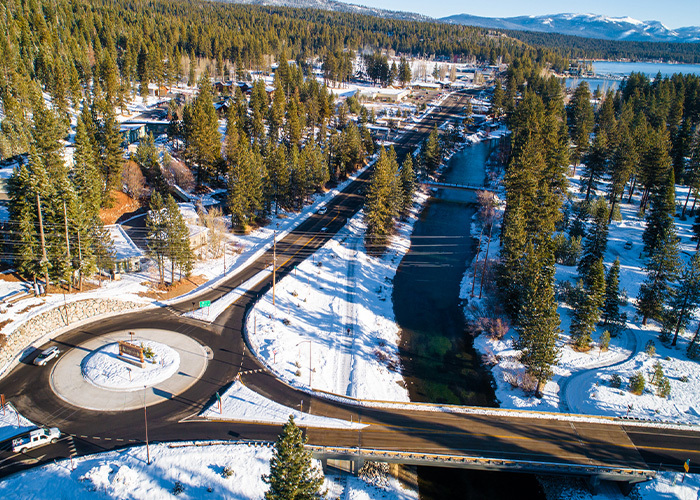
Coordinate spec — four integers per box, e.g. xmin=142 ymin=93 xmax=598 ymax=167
xmin=460 ymin=153 xmax=700 ymax=426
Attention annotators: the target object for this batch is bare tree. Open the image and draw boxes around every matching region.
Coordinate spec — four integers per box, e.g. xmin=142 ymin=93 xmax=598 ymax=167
xmin=201 ymin=206 xmax=227 ymax=258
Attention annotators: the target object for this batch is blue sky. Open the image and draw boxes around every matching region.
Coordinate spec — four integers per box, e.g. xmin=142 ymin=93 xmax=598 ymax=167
xmin=339 ymin=0 xmax=700 ymax=29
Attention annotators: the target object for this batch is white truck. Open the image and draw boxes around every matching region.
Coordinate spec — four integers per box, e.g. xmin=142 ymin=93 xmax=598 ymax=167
xmin=12 ymin=427 xmax=61 ymax=453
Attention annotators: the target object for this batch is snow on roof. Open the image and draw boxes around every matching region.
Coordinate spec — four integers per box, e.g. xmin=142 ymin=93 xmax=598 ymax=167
xmin=187 ymin=224 xmax=208 ymax=239
xmin=412 ymin=82 xmax=441 ymax=88
xmin=178 ymin=202 xmax=200 ymax=223
xmin=107 ymin=225 xmax=143 ymax=261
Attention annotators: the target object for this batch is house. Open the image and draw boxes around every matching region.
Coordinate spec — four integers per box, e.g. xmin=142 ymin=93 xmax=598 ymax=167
xmin=106 ymin=224 xmax=143 ymax=274
xmin=358 ymin=87 xmax=411 ymax=102
xmin=187 ymin=224 xmax=208 ymax=251
xmin=120 ymin=123 xmax=146 ymax=147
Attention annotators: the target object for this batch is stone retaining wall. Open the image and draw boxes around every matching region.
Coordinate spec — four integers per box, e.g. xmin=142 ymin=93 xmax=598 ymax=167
xmin=0 ymin=298 xmax=145 ymax=369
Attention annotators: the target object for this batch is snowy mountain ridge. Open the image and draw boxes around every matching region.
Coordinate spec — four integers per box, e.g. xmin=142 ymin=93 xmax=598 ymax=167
xmin=215 ymin=0 xmax=430 ymax=22
xmin=440 ymin=13 xmax=700 ymax=43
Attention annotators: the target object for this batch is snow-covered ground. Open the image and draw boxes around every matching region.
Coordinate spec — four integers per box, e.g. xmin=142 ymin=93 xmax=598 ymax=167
xmin=0 ymin=441 xmax=418 ymax=500
xmin=0 ymin=402 xmax=35 ymax=442
xmin=82 ymin=340 xmax=180 ymax=391
xmin=464 ymin=169 xmax=700 ymax=424
xmin=245 ymin=187 xmax=429 ymax=401
xmin=201 ymin=381 xmax=366 ymax=430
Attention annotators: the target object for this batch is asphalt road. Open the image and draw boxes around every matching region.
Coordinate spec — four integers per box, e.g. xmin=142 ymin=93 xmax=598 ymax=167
xmin=1 ymin=90 xmax=699 ymax=480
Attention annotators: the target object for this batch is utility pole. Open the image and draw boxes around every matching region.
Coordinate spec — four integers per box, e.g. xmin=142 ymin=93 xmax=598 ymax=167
xmin=76 ymin=229 xmax=83 ymax=292
xmin=37 ymin=194 xmax=49 ymax=295
xmin=144 ymin=387 xmax=151 ymax=465
xmin=272 ymin=230 xmax=276 ymax=306
xmin=63 ymin=200 xmax=71 ymax=291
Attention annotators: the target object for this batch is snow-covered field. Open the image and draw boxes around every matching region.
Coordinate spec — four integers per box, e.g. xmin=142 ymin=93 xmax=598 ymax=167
xmin=464 ymin=172 xmax=700 ymax=425
xmin=0 ymin=441 xmax=418 ymax=500
xmin=245 ymin=190 xmax=428 ymax=401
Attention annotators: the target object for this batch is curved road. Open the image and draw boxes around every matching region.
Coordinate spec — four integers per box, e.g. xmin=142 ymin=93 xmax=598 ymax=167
xmin=1 ymin=91 xmax=699 ymax=481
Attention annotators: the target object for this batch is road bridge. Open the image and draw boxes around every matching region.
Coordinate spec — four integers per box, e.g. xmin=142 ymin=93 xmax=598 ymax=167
xmin=309 ymin=446 xmax=652 ymax=494
xmin=423 ymin=181 xmax=498 ymax=193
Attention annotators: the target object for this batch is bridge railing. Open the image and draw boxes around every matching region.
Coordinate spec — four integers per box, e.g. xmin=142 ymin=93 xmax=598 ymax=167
xmin=308 ymin=445 xmax=654 ymax=483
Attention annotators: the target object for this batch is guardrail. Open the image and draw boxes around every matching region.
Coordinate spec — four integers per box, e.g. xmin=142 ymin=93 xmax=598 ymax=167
xmin=307 ymin=445 xmax=655 ymax=482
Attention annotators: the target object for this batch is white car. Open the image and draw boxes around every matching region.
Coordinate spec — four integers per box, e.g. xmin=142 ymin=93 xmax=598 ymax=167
xmin=33 ymin=346 xmax=60 ymax=366
xmin=317 ymin=206 xmax=327 ymax=215
xmin=12 ymin=427 xmax=61 ymax=453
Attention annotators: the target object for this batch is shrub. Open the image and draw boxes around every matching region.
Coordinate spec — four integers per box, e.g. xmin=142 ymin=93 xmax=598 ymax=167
xmin=610 ymin=374 xmax=623 ymax=388
xmin=629 ymin=372 xmax=646 ymax=395
xmin=172 ymin=481 xmax=184 ymax=495
xmin=680 ymin=375 xmax=689 ymax=383
xmin=657 ymin=377 xmax=671 ymax=398
xmin=600 ymin=331 xmax=611 ymax=352
xmin=222 ymin=466 xmax=234 ymax=478
xmin=644 ymin=340 xmax=656 ymax=357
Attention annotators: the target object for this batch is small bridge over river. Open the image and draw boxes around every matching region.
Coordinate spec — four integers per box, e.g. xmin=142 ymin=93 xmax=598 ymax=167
xmin=423 ymin=181 xmax=497 ymax=193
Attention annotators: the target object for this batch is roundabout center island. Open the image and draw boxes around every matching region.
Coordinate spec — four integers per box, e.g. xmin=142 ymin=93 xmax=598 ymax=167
xmin=50 ymin=329 xmax=209 ymax=412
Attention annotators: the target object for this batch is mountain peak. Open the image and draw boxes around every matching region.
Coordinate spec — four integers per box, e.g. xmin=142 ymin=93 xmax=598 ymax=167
xmin=440 ymin=12 xmax=700 ymax=43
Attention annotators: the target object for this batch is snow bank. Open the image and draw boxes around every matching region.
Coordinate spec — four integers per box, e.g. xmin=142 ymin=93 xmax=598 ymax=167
xmin=0 ymin=441 xmax=417 ymax=500
xmin=202 ymin=381 xmax=366 ymax=429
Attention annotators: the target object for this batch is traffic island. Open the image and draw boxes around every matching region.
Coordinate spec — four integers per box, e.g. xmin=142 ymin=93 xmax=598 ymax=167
xmin=49 ymin=328 xmax=209 ymax=411
xmin=82 ymin=339 xmax=180 ymax=391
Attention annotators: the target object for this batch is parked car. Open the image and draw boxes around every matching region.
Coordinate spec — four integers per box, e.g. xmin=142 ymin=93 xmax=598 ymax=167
xmin=317 ymin=206 xmax=327 ymax=215
xmin=33 ymin=346 xmax=60 ymax=366
xmin=12 ymin=427 xmax=61 ymax=453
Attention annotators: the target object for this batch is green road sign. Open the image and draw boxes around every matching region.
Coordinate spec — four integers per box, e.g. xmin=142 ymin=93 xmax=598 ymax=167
xmin=199 ymin=300 xmax=211 ymax=308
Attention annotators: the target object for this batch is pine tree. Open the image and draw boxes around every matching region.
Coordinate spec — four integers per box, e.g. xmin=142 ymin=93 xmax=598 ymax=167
xmin=165 ymin=195 xmax=193 ymax=283
xmin=570 ymin=257 xmax=606 ymax=350
xmin=643 ymin=169 xmax=676 ymax=255
xmin=146 ymin=192 xmax=168 ymax=285
xmin=577 ymin=198 xmax=609 ymax=278
xmin=491 ymin=80 xmax=504 ymax=118
xmin=602 ymin=258 xmax=623 ymax=327
xmin=99 ymin=106 xmax=125 ymax=202
xmin=582 ymin=130 xmax=609 ymax=201
xmin=399 ymin=154 xmax=416 ymax=215
xmin=262 ymin=416 xmax=324 ymax=500
xmin=567 ymin=82 xmax=594 ymax=169
xmin=133 ymin=133 xmax=168 ymax=194
xmin=364 ymin=147 xmax=399 ymax=250
xmin=398 ymin=57 xmax=411 ymax=87
xmin=421 ymin=127 xmax=441 ymax=174
xmin=184 ymin=79 xmax=222 ymax=188
xmin=637 ymin=225 xmax=680 ymax=325
xmin=513 ymin=243 xmax=561 ymax=396
xmin=666 ymin=252 xmax=700 ymax=346
xmin=72 ymin=117 xmax=104 ymax=215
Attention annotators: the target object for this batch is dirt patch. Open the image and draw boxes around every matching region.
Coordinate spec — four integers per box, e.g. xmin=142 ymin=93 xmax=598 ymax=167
xmin=100 ymin=190 xmax=142 ymax=225
xmin=0 ymin=318 xmax=13 ymax=331
xmin=0 ymin=271 xmax=25 ymax=283
xmin=138 ymin=275 xmax=207 ymax=300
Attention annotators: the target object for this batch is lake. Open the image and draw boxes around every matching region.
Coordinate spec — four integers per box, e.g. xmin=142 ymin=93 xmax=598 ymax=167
xmin=566 ymin=60 xmax=700 ymax=92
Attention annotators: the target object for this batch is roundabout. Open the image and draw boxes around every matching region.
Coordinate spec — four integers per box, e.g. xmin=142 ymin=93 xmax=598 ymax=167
xmin=49 ymin=329 xmax=209 ymax=412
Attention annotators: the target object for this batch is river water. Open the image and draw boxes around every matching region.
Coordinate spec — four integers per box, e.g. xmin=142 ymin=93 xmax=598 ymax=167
xmin=393 ymin=139 xmax=546 ymax=499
